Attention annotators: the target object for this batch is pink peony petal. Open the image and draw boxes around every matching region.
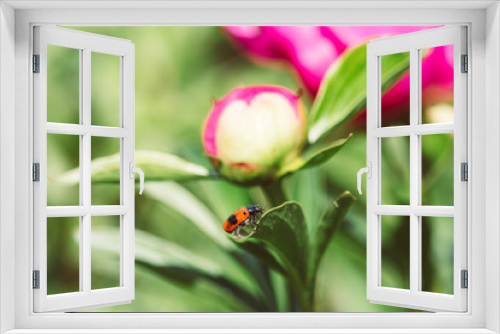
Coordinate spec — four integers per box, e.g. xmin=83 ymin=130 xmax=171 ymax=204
xmin=223 ymin=26 xmax=454 ymax=116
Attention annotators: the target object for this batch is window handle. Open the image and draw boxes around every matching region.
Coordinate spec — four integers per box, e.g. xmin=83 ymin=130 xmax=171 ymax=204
xmin=357 ymin=162 xmax=372 ymax=195
xmin=129 ymin=162 xmax=144 ymax=195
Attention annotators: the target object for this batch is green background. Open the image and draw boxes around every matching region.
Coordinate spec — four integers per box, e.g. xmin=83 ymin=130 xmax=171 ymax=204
xmin=45 ymin=26 xmax=454 ymax=312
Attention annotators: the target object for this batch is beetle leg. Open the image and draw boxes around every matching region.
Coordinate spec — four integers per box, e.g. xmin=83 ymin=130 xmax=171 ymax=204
xmin=247 ymin=214 xmax=257 ymax=232
xmin=233 ymin=225 xmax=242 ymax=238
xmin=234 ymin=219 xmax=252 ymax=238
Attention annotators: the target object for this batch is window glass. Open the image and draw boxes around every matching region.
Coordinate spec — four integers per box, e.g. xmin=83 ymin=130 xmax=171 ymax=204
xmin=91 ymin=52 xmax=121 ymax=127
xmin=47 ymin=45 xmax=80 ymax=124
xmin=421 ymin=45 xmax=454 ymax=124
xmin=47 ymin=133 xmax=80 ymax=206
xmin=381 ymin=215 xmax=410 ymax=290
xmin=421 ymin=216 xmax=454 ymax=295
xmin=91 ymin=215 xmax=121 ymax=290
xmin=91 ymin=137 xmax=121 ymax=206
xmin=381 ymin=136 xmax=410 ymax=205
xmin=381 ymin=52 xmax=410 ymax=127
xmin=47 ymin=217 xmax=80 ymax=295
xmin=421 ymin=134 xmax=454 ymax=206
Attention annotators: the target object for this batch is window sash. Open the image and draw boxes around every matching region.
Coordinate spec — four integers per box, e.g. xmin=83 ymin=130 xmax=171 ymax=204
xmin=33 ymin=25 xmax=136 ymax=313
xmin=366 ymin=26 xmax=468 ymax=312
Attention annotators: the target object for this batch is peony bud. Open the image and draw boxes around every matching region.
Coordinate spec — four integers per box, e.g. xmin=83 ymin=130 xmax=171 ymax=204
xmin=203 ymin=86 xmax=307 ymax=186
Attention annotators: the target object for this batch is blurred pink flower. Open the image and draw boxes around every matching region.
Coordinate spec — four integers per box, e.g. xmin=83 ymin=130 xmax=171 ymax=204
xmin=224 ymin=26 xmax=454 ymax=117
xmin=203 ymin=85 xmax=306 ymax=185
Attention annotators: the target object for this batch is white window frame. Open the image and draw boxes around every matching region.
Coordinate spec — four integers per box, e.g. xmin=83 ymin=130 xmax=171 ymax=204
xmin=0 ymin=1 xmax=499 ymax=334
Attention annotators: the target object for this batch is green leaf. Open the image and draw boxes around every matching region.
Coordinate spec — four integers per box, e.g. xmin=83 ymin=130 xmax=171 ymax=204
xmin=231 ymin=238 xmax=287 ymax=276
xmin=308 ymin=43 xmax=410 ymax=144
xmin=143 ymin=182 xmax=278 ymax=304
xmin=88 ymin=226 xmax=224 ymax=276
xmin=308 ymin=191 xmax=356 ymax=285
xmin=88 ymin=226 xmax=269 ymax=311
xmin=57 ymin=150 xmax=213 ymax=185
xmin=277 ymin=134 xmax=352 ymax=177
xmin=137 ymin=260 xmax=270 ymax=311
xmin=145 ymin=181 xmax=234 ymax=250
xmin=232 ymin=201 xmax=309 ymax=298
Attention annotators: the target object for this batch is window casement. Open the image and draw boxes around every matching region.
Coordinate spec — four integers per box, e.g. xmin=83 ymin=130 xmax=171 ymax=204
xmin=2 ymin=3 xmax=496 ymax=333
xmin=364 ymin=26 xmax=467 ymax=312
xmin=33 ymin=26 xmax=139 ymax=312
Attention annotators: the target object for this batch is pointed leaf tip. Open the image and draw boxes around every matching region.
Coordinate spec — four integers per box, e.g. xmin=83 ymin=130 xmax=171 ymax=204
xmin=277 ymin=134 xmax=352 ymax=177
xmin=308 ymin=191 xmax=356 ymax=286
xmin=55 ymin=150 xmax=215 ymax=185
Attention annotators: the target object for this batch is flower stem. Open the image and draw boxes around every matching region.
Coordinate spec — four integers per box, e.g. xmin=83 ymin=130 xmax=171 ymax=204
xmin=261 ymin=178 xmax=287 ymax=207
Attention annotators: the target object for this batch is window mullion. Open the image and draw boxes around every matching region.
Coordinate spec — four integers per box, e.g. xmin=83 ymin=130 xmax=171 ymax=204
xmin=416 ymin=49 xmax=424 ymax=293
xmin=373 ymin=123 xmax=454 ymax=138
xmin=409 ymin=47 xmax=420 ymax=294
xmin=81 ymin=48 xmax=92 ymax=294
xmin=46 ymin=123 xmax=130 ymax=138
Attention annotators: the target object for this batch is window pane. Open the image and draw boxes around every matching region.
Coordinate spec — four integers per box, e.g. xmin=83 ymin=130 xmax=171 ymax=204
xmin=47 ymin=133 xmax=80 ymax=206
xmin=421 ymin=133 xmax=454 ymax=206
xmin=421 ymin=45 xmax=454 ymax=124
xmin=91 ymin=216 xmax=121 ymax=290
xmin=47 ymin=45 xmax=80 ymax=124
xmin=381 ymin=136 xmax=410 ymax=205
xmin=91 ymin=136 xmax=121 ymax=205
xmin=381 ymin=52 xmax=410 ymax=127
xmin=47 ymin=217 xmax=80 ymax=295
xmin=381 ymin=215 xmax=410 ymax=290
xmin=421 ymin=216 xmax=454 ymax=295
xmin=91 ymin=52 xmax=121 ymax=127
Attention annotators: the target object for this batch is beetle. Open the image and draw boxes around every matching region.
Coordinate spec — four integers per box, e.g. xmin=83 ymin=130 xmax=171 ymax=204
xmin=223 ymin=205 xmax=263 ymax=237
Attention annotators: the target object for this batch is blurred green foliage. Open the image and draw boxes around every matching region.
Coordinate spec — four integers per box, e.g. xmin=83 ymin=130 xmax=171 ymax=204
xmin=45 ymin=26 xmax=454 ymax=312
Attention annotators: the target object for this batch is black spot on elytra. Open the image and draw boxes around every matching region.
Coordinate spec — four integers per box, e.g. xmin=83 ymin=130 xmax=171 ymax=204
xmin=228 ymin=214 xmax=238 ymax=225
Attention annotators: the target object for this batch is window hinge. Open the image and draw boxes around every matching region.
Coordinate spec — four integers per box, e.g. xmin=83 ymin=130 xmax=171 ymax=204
xmin=461 ymin=162 xmax=468 ymax=181
xmin=33 ymin=163 xmax=40 ymax=182
xmin=33 ymin=54 xmax=40 ymax=73
xmin=461 ymin=270 xmax=468 ymax=289
xmin=461 ymin=54 xmax=468 ymax=73
xmin=33 ymin=270 xmax=40 ymax=289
